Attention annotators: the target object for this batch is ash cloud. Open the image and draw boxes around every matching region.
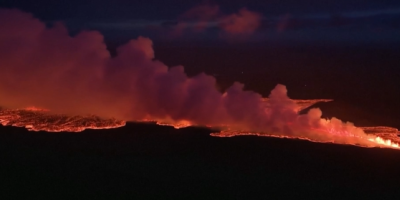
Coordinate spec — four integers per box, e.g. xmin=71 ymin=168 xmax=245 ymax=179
xmin=0 ymin=8 xmax=381 ymax=147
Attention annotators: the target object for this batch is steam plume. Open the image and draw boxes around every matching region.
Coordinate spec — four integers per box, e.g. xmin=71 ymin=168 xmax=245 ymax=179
xmin=0 ymin=8 xmax=397 ymax=148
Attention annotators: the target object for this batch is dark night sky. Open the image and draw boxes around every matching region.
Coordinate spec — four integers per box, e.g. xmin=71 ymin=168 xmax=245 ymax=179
xmin=1 ymin=0 xmax=400 ymax=20
xmin=1 ymin=0 xmax=400 ymax=45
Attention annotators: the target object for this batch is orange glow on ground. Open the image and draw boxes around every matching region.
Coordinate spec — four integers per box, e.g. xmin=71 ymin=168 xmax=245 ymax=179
xmin=210 ymin=126 xmax=400 ymax=150
xmin=1 ymin=100 xmax=399 ymax=150
xmin=0 ymin=108 xmax=125 ymax=132
xmin=156 ymin=120 xmax=192 ymax=129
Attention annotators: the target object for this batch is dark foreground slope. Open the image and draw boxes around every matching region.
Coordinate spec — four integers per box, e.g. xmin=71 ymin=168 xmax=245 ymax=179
xmin=1 ymin=122 xmax=400 ymax=199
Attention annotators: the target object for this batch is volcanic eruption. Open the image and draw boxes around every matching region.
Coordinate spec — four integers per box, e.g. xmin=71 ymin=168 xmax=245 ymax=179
xmin=0 ymin=8 xmax=399 ymax=149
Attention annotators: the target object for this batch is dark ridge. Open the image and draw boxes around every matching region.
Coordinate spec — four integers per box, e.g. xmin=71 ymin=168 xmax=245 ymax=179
xmin=1 ymin=123 xmax=400 ymax=199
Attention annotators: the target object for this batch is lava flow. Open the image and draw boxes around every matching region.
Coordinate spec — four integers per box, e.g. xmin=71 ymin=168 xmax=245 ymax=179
xmin=139 ymin=99 xmax=400 ymax=150
xmin=210 ymin=127 xmax=400 ymax=149
xmin=210 ymin=123 xmax=400 ymax=150
xmin=1 ymin=102 xmax=399 ymax=150
xmin=0 ymin=107 xmax=125 ymax=132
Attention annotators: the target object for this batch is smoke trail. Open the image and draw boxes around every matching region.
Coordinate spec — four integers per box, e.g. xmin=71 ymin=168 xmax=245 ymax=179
xmin=0 ymin=8 xmax=396 ymax=148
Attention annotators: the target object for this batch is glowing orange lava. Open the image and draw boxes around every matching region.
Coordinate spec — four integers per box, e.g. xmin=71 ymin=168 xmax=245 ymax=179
xmin=209 ymin=126 xmax=400 ymax=150
xmin=1 ymin=99 xmax=399 ymax=150
xmin=156 ymin=120 xmax=192 ymax=129
xmin=0 ymin=107 xmax=125 ymax=132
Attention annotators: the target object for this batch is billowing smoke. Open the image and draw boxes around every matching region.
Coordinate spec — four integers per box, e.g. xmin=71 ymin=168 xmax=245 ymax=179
xmin=0 ymin=9 xmax=395 ymax=148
